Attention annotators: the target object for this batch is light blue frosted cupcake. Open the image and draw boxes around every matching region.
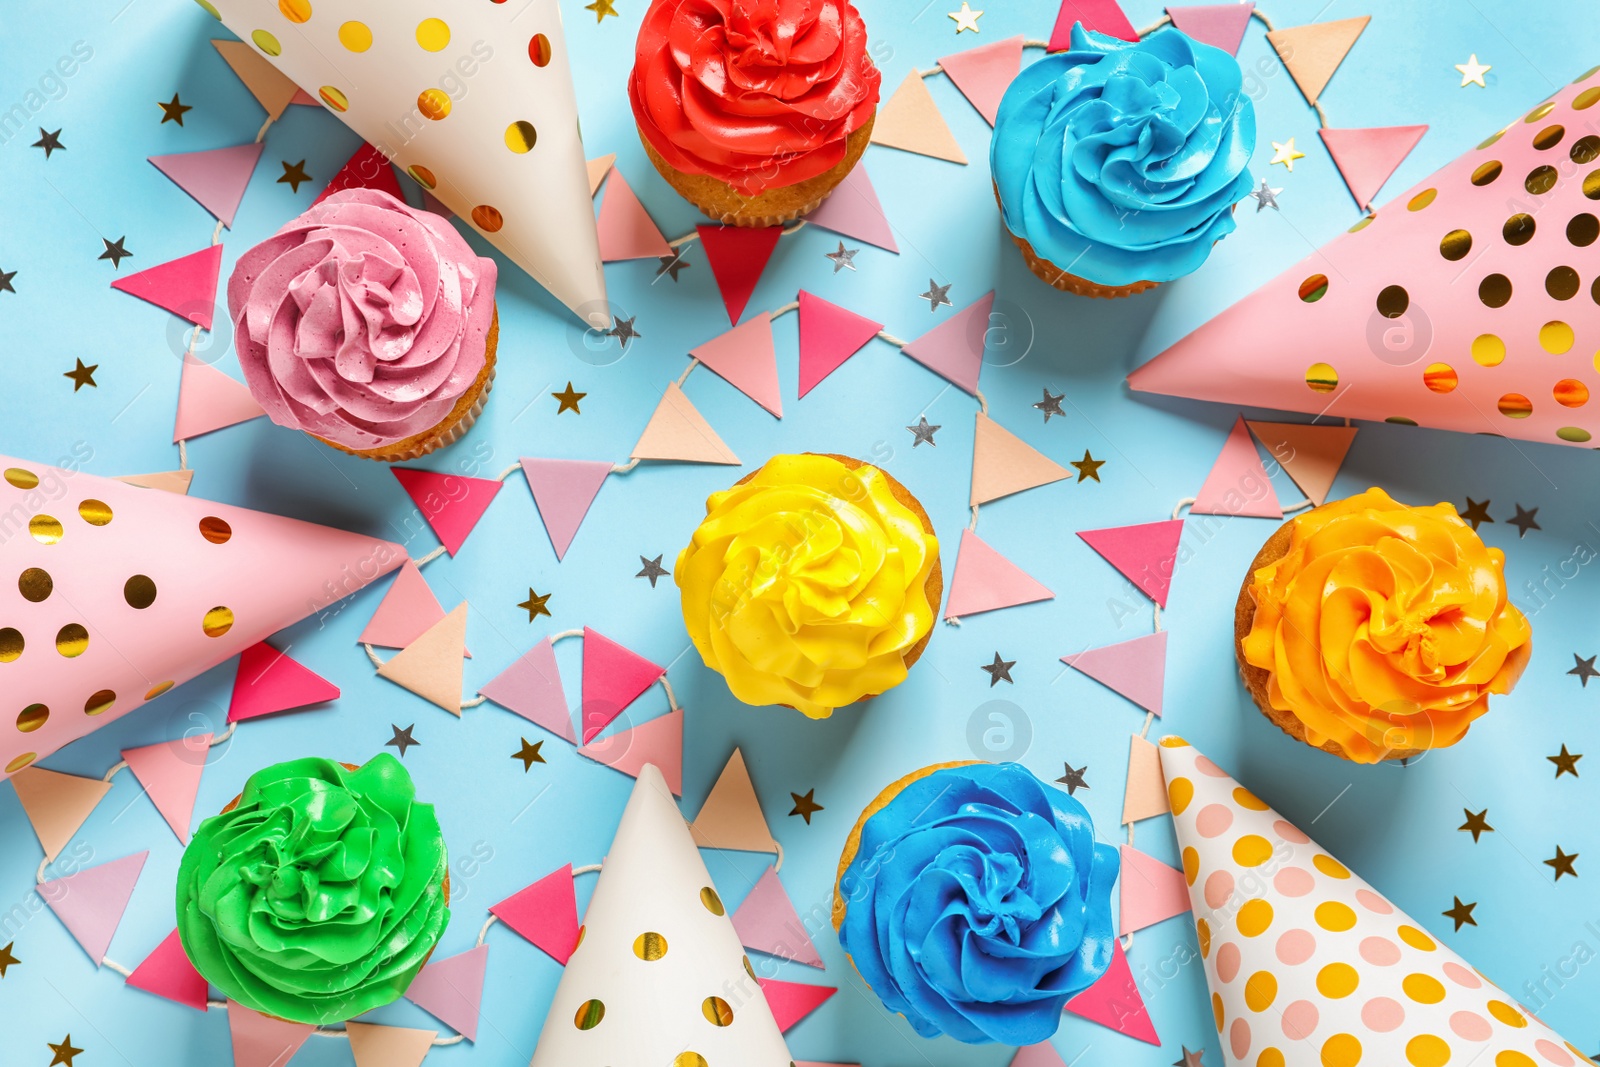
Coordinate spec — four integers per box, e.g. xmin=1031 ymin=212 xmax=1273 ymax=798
xmin=992 ymin=23 xmax=1256 ymax=296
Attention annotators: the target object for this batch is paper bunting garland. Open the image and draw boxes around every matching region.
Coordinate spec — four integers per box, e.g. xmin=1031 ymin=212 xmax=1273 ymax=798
xmin=1062 ymin=939 xmax=1159 ymax=1044
xmin=148 ymin=143 xmax=263 ymax=228
xmin=358 ymin=560 xmax=467 ymax=654
xmin=480 ymin=637 xmax=574 ymax=743
xmin=597 ymin=169 xmax=671 ymax=262
xmin=939 ymin=36 xmax=1025 ymax=126
xmin=944 ymin=529 xmax=1053 ymax=620
xmin=116 ymin=469 xmax=195 ymax=494
xmin=347 ymin=1023 xmax=438 ymax=1067
xmin=577 ymin=708 xmax=684 ymax=796
xmin=699 ymin=225 xmax=782 ymax=324
xmin=312 ymin=142 xmax=404 ymax=207
xmin=1062 ymin=630 xmax=1167 ymax=715
xmin=1165 ymin=3 xmax=1256 ymax=54
xmin=174 ymin=353 xmax=266 ymax=441
xmin=1050 ymin=0 xmax=1140 ymax=48
xmin=126 ymin=929 xmax=210 ymax=1011
xmin=870 ymin=71 xmax=967 ymax=165
xmin=391 ymin=467 xmax=503 ymax=556
xmin=632 ymin=382 xmax=741 ymax=465
xmin=403 ymin=944 xmax=488 ymax=1043
xmin=1246 ymin=420 xmax=1357 ymax=506
xmin=758 ymin=976 xmax=838 ymax=1034
xmin=522 ymin=458 xmax=611 ymax=561
xmin=1319 ymin=124 xmax=1428 ymax=209
xmin=12 ymin=767 xmax=112 ymax=861
xmin=377 ymin=603 xmax=468 ymax=714
xmin=1078 ymin=519 xmax=1184 ymax=607
xmin=690 ymin=748 xmax=778 ymax=854
xmin=797 ymin=291 xmax=883 ymax=397
xmin=805 ymin=165 xmax=898 ymax=253
xmin=1264 ymin=16 xmax=1370 ymax=106
xmin=211 ymin=39 xmax=299 ymax=121
xmin=490 ymin=864 xmax=582 ymax=965
xmin=580 ymin=627 xmax=665 ymax=743
xmin=227 ymin=1002 xmax=314 ymax=1067
xmin=1192 ymin=416 xmax=1283 ymax=518
xmin=1117 ymin=844 xmax=1191 ymax=936
xmin=971 ymin=412 xmax=1070 ymax=506
xmin=110 ymin=245 xmax=223 ymax=330
xmin=586 ymin=154 xmax=616 ymax=197
xmin=41 ymin=851 xmax=147 ymax=965
xmin=122 ymin=733 xmax=211 ymax=843
xmin=732 ymin=865 xmax=824 ymax=967
xmin=902 ymin=291 xmax=993 ymax=394
xmin=1011 ymin=1043 xmax=1070 ymax=1067
xmin=690 ymin=313 xmax=783 ymax=417
xmin=1121 ymin=734 xmax=1169 ymax=824
xmin=228 ymin=641 xmax=339 ymax=723
xmin=527 ymin=765 xmax=795 ymax=1066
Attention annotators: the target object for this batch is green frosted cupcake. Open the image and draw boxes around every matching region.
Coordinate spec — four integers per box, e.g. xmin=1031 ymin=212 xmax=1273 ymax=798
xmin=175 ymin=754 xmax=450 ymax=1025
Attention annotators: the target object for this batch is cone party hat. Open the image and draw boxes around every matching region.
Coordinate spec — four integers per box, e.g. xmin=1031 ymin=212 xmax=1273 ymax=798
xmin=1157 ymin=737 xmax=1588 ymax=1065
xmin=202 ymin=0 xmax=609 ymax=327
xmin=527 ymin=764 xmax=793 ymax=1067
xmin=1130 ymin=67 xmax=1600 ymax=449
xmin=0 ymin=454 xmax=403 ymax=781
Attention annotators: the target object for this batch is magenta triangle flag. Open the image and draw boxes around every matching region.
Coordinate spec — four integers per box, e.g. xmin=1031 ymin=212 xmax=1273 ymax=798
xmin=490 ymin=864 xmax=581 ymax=964
xmin=944 ymin=529 xmax=1053 ymax=620
xmin=1049 ymin=0 xmax=1139 ymax=48
xmin=110 ymin=245 xmax=223 ymax=329
xmin=1192 ymin=415 xmax=1282 ymax=519
xmin=522 ymin=457 xmax=610 ymax=560
xmin=228 ymin=641 xmax=340 ymax=722
xmin=313 ymin=143 xmax=404 ymax=207
xmin=40 ymin=851 xmax=148 ymax=965
xmin=174 ymin=354 xmax=266 ymax=442
xmin=691 ymin=313 xmax=782 ymax=417
xmin=757 ymin=976 xmax=837 ymax=1033
xmin=1063 ymin=938 xmax=1159 ymax=1043
xmin=804 ymin=165 xmax=898 ymax=252
xmin=698 ymin=224 xmax=782 ymax=324
xmin=480 ymin=638 xmax=574 ymax=743
xmin=1117 ymin=844 xmax=1192 ymax=936
xmin=358 ymin=560 xmax=469 ymax=654
xmin=938 ymin=35 xmax=1024 ymax=125
xmin=1319 ymin=124 xmax=1429 ymax=209
xmin=392 ymin=467 xmax=503 ymax=556
xmin=148 ymin=143 xmax=264 ymax=228
xmin=596 ymin=169 xmax=670 ymax=261
xmin=797 ymin=291 xmax=883 ymax=398
xmin=577 ymin=708 xmax=683 ymax=796
xmin=581 ymin=627 xmax=666 ymax=743
xmin=901 ymin=291 xmax=993 ymax=395
xmin=732 ymin=865 xmax=824 ymax=967
xmin=403 ymin=944 xmax=487 ymax=1042
xmin=1166 ymin=2 xmax=1256 ymax=54
xmin=1062 ymin=630 xmax=1168 ymax=715
xmin=228 ymin=1002 xmax=315 ymax=1066
xmin=122 ymin=734 xmax=211 ymax=843
xmin=1078 ymin=519 xmax=1184 ymax=608
xmin=127 ymin=928 xmax=210 ymax=1011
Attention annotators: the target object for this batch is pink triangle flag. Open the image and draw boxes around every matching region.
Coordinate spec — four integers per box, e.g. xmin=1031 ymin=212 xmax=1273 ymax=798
xmin=902 ymin=291 xmax=993 ymax=394
xmin=597 ymin=170 xmax=671 ymax=261
xmin=797 ymin=291 xmax=883 ymax=398
xmin=577 ymin=710 xmax=684 ymax=796
xmin=1191 ymin=415 xmax=1282 ymax=519
xmin=358 ymin=560 xmax=470 ymax=655
xmin=732 ymin=865 xmax=824 ymax=967
xmin=148 ymin=143 xmax=264 ymax=228
xmin=490 ymin=864 xmax=581 ymax=964
xmin=1050 ymin=0 xmax=1139 ymax=48
xmin=1011 ymin=1044 xmax=1069 ymax=1067
xmin=758 ymin=976 xmax=837 ymax=1033
xmin=11 ymin=767 xmax=112 ymax=862
xmin=480 ymin=638 xmax=574 ymax=743
xmin=1319 ymin=124 xmax=1429 ymax=209
xmin=174 ymin=354 xmax=266 ymax=442
xmin=1166 ymin=3 xmax=1256 ymax=55
xmin=1117 ymin=844 xmax=1192 ymax=936
xmin=1063 ymin=938 xmax=1159 ymax=1044
xmin=1062 ymin=630 xmax=1168 ymax=716
xmin=228 ymin=641 xmax=340 ymax=723
xmin=698 ymin=224 xmax=782 ymax=324
xmin=122 ymin=734 xmax=211 ymax=843
xmin=403 ymin=944 xmax=487 ymax=1042
xmin=690 ymin=312 xmax=782 ymax=417
xmin=126 ymin=928 xmax=210 ymax=1011
xmin=581 ymin=627 xmax=666 ymax=743
xmin=522 ymin=457 xmax=611 ymax=560
xmin=40 ymin=851 xmax=148 ymax=965
xmin=227 ymin=1002 xmax=315 ymax=1067
xmin=110 ymin=245 xmax=223 ymax=329
xmin=313 ymin=143 xmax=404 ymax=207
xmin=804 ymin=165 xmax=898 ymax=253
xmin=1078 ymin=520 xmax=1184 ymax=608
xmin=391 ymin=467 xmax=503 ymax=556
xmin=347 ymin=1023 xmax=437 ymax=1067
xmin=938 ymin=35 xmax=1024 ymax=125
xmin=944 ymin=529 xmax=1053 ymax=620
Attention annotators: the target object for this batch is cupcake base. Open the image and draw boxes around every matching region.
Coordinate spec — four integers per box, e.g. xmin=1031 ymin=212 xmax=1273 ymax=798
xmin=991 ymin=181 xmax=1157 ymax=298
xmin=641 ymin=116 xmax=876 ymax=228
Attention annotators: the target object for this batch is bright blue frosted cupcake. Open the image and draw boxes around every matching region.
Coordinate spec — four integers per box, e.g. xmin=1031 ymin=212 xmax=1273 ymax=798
xmin=992 ymin=23 xmax=1256 ymax=297
xmin=832 ymin=761 xmax=1120 ymax=1045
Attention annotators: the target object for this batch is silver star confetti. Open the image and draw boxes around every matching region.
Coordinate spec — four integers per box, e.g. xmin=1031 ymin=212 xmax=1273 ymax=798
xmin=825 ymin=241 xmax=859 ymax=273
xmin=606 ymin=315 xmax=642 ymax=349
xmin=636 ymin=554 xmax=670 ymax=586
xmin=655 ymin=247 xmax=691 ymax=282
xmin=1034 ymin=388 xmax=1065 ymax=422
xmin=906 ymin=416 xmax=940 ymax=447
xmin=1248 ymin=178 xmax=1282 ymax=212
xmin=919 ymin=279 xmax=953 ymax=311
xmin=386 ymin=723 xmax=419 ymax=757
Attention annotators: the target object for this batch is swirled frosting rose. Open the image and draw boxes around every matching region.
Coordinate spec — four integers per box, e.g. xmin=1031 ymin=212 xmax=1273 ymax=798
xmin=1241 ymin=487 xmax=1532 ymax=762
xmin=835 ymin=762 xmax=1120 ymax=1045
xmin=228 ymin=188 xmax=496 ymax=451
xmin=991 ymin=23 xmax=1256 ymax=286
xmin=629 ymin=0 xmax=881 ymax=194
xmin=675 ymin=454 xmax=937 ymax=718
xmin=175 ymin=755 xmax=450 ymax=1025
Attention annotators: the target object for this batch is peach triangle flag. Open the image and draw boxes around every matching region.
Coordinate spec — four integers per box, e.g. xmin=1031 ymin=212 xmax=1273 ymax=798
xmin=1192 ymin=415 xmax=1282 ymax=518
xmin=122 ymin=733 xmax=211 ymax=843
xmin=1246 ymin=421 xmax=1357 ymax=505
xmin=690 ymin=748 xmax=777 ymax=854
xmin=1265 ymin=16 xmax=1370 ymax=105
xmin=173 ymin=354 xmax=266 ymax=442
xmin=403 ymin=945 xmax=487 ymax=1042
xmin=377 ymin=603 xmax=467 ymax=714
xmin=1062 ymin=630 xmax=1167 ymax=716
xmin=212 ymin=39 xmax=299 ymax=120
xmin=1121 ymin=734 xmax=1169 ymax=824
xmin=938 ymin=35 xmax=1025 ymax=125
xmin=971 ymin=412 xmax=1070 ymax=506
xmin=597 ymin=169 xmax=671 ymax=261
xmin=690 ymin=313 xmax=782 ymax=417
xmin=1166 ymin=3 xmax=1256 ymax=55
xmin=1319 ymin=124 xmax=1429 ymax=209
xmin=126 ymin=928 xmax=210 ymax=1011
xmin=110 ymin=245 xmax=223 ymax=330
xmin=227 ymin=1002 xmax=315 ymax=1067
xmin=1062 ymin=938 xmax=1158 ymax=1043
xmin=586 ymin=154 xmax=616 ymax=197
xmin=11 ymin=766 xmax=112 ymax=862
xmin=41 ymin=851 xmax=148 ymax=965
xmin=944 ymin=529 xmax=1053 ymax=620
xmin=870 ymin=70 xmax=967 ymax=164
xmin=1117 ymin=844 xmax=1191 ymax=936
xmin=632 ymin=382 xmax=741 ymax=464
xmin=115 ymin=469 xmax=194 ymax=494
xmin=347 ymin=1022 xmax=437 ymax=1067
xmin=577 ymin=708 xmax=684 ymax=796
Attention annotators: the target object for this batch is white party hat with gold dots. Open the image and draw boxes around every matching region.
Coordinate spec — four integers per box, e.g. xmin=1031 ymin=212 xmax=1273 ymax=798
xmin=201 ymin=0 xmax=609 ymax=327
xmin=1158 ymin=737 xmax=1586 ymax=1066
xmin=529 ymin=763 xmax=793 ymax=1067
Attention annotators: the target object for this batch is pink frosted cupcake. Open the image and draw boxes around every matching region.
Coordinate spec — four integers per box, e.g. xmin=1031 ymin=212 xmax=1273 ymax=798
xmin=229 ymin=189 xmax=498 ymax=462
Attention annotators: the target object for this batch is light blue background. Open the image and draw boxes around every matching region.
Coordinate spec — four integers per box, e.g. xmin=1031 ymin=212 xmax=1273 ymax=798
xmin=2 ymin=0 xmax=1597 ymax=1063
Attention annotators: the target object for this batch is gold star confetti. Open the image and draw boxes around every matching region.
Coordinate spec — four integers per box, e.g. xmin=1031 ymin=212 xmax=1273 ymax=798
xmin=1070 ymin=450 xmax=1104 ymax=483
xmin=585 ymin=0 xmax=618 ymax=21
xmin=1549 ymin=744 xmax=1582 ymax=778
xmin=1459 ymin=497 xmax=1493 ymax=530
xmin=1456 ymin=54 xmax=1491 ymax=88
xmin=948 ymin=2 xmax=983 ymax=33
xmin=278 ymin=159 xmax=311 ymax=193
xmin=158 ymin=93 xmax=192 ymax=125
xmin=64 ymin=358 xmax=98 ymax=391
xmin=1459 ymin=808 xmax=1493 ymax=842
xmin=789 ymin=789 xmax=823 ymax=824
xmin=512 ymin=737 xmax=546 ymax=771
xmin=552 ymin=382 xmax=586 ymax=414
xmin=49 ymin=1036 xmax=84 ymax=1067
xmin=519 ymin=588 xmax=552 ymax=621
xmin=0 ymin=940 xmax=17 ymax=977
xmin=1546 ymin=845 xmax=1579 ymax=881
xmin=1442 ymin=896 xmax=1477 ymax=931
xmin=1269 ymin=138 xmax=1305 ymax=171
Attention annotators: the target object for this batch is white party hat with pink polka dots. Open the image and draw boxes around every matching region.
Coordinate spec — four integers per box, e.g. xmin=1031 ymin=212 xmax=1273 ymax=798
xmin=527 ymin=763 xmax=793 ymax=1067
xmin=202 ymin=0 xmax=610 ymax=328
xmin=1158 ymin=737 xmax=1587 ymax=1067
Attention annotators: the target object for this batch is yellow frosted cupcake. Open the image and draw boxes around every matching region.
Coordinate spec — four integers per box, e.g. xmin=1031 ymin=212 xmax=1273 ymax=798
xmin=675 ymin=453 xmax=940 ymax=717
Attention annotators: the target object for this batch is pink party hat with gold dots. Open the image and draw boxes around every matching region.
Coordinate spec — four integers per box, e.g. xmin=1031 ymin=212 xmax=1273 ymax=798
xmin=1131 ymin=66 xmax=1600 ymax=449
xmin=0 ymin=454 xmax=402 ymax=780
xmin=1157 ymin=737 xmax=1587 ymax=1066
